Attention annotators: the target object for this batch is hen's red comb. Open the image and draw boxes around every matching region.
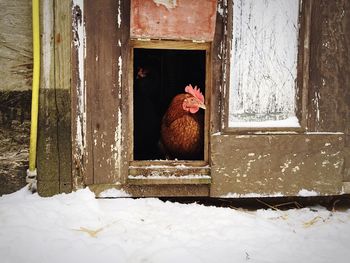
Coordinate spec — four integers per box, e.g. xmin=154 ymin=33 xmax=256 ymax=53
xmin=185 ymin=84 xmax=204 ymax=104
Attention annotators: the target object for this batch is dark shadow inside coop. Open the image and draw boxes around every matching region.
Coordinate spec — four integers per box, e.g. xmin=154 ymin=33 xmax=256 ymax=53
xmin=133 ymin=48 xmax=206 ymax=161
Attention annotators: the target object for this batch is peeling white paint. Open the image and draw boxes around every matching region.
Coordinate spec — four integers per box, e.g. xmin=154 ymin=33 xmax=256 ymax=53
xmin=334 ymin=161 xmax=342 ymax=169
xmin=329 ymin=151 xmax=340 ymax=157
xmin=292 ymin=166 xmax=300 ymax=173
xmin=42 ymin=0 xmax=53 ymax=91
xmin=217 ymin=1 xmax=224 ymax=17
xmin=118 ymin=56 xmax=122 ymax=99
xmin=324 ymin=143 xmax=331 ymax=147
xmin=73 ymin=0 xmax=87 ymax=161
xmin=253 ymin=131 xmax=298 ymax=135
xmin=305 ymin=132 xmax=344 ymax=135
xmin=153 ymin=0 xmax=177 ymax=10
xmin=229 ymin=0 xmax=300 ymax=127
xmin=280 ymin=160 xmax=292 ymax=173
xmin=314 ymin=91 xmax=321 ymax=127
xmin=111 ymin=108 xmax=123 ymax=178
xmin=117 ymin=0 xmax=122 ymax=28
xmin=322 ymin=160 xmax=330 ymax=167
xmin=235 ymin=135 xmax=254 ymax=138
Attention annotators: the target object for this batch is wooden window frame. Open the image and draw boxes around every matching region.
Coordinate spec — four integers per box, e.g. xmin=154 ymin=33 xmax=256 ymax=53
xmin=222 ymin=0 xmax=312 ymax=133
xmin=128 ymin=40 xmax=212 ymax=179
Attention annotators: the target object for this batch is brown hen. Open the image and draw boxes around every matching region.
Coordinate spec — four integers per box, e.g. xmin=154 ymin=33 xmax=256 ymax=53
xmin=160 ymin=85 xmax=206 ymax=160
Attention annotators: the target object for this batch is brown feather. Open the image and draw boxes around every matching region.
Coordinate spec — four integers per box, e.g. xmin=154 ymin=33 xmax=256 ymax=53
xmin=161 ymin=93 xmax=204 ymax=160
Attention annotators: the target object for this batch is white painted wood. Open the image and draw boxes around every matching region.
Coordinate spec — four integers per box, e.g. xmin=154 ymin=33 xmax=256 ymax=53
xmin=229 ymin=0 xmax=300 ymax=127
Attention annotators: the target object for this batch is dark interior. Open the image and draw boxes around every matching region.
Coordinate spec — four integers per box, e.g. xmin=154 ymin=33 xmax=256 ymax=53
xmin=133 ymin=48 xmax=206 ymax=160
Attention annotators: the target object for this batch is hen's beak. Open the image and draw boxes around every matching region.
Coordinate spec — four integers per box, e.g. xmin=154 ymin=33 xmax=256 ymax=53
xmin=199 ymin=103 xmax=206 ymax=110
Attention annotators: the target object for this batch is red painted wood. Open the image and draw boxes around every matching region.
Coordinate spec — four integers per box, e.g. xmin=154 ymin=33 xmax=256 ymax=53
xmin=131 ymin=0 xmax=217 ymax=41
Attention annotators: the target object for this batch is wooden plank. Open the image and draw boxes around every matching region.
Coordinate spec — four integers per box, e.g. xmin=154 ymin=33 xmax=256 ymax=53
xmin=307 ymin=0 xmax=350 ymax=184
xmin=130 ymin=160 xmax=208 ymax=167
xmin=90 ymin=184 xmax=210 ymax=197
xmin=54 ymin=0 xmax=72 ymax=193
xmin=210 ymin=134 xmax=345 ymax=197
xmin=85 ymin=0 xmax=119 ymax=184
xmin=71 ymin=0 xmax=89 ymax=188
xmin=308 ymin=0 xmax=350 ymax=133
xmin=72 ymin=0 xmax=130 ymax=187
xmin=222 ymin=0 xmax=232 ymax=131
xmin=127 ymin=176 xmax=211 ymax=185
xmin=120 ymin=0 xmax=132 ymax=185
xmin=37 ymin=0 xmax=59 ymax=196
xmin=130 ymin=0 xmax=217 ymax=41
xmin=124 ymin=184 xmax=210 ymax=197
xmin=297 ymin=0 xmax=313 ymax=130
xmin=37 ymin=0 xmax=73 ymax=196
xmin=81 ymin=0 xmax=130 ymax=185
xmin=211 ymin=0 xmax=227 ymax=133
xmin=129 ymin=166 xmax=210 ymax=177
xmin=130 ymin=40 xmax=210 ymax=50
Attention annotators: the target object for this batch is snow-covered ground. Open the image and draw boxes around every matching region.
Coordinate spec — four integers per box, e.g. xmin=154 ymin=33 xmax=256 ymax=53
xmin=1 ymin=187 xmax=350 ymax=263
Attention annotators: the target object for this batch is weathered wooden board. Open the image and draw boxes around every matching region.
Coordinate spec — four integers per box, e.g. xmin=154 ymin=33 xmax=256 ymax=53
xmin=84 ymin=0 xmax=120 ymax=184
xmin=211 ymin=0 xmax=227 ymax=134
xmin=125 ymin=184 xmax=210 ymax=197
xmin=308 ymin=0 xmax=350 ymax=134
xmin=130 ymin=0 xmax=217 ymax=41
xmin=210 ymin=134 xmax=345 ymax=197
xmin=72 ymin=0 xmax=130 ymax=186
xmin=37 ymin=0 xmax=72 ymax=196
xmin=0 ymin=0 xmax=32 ymax=91
xmin=307 ymin=0 xmax=350 ymax=183
xmin=90 ymin=184 xmax=210 ymax=198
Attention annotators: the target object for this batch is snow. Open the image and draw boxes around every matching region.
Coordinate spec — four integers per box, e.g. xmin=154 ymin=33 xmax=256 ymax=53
xmin=298 ymin=189 xmax=319 ymax=197
xmin=229 ymin=116 xmax=300 ymax=128
xmin=99 ymin=188 xmax=131 ymax=198
xmin=1 ymin=187 xmax=350 ymax=263
xmin=222 ymin=192 xmax=284 ymax=198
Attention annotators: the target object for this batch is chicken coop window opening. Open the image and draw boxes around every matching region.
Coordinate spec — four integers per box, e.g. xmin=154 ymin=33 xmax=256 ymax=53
xmin=132 ymin=47 xmax=208 ymax=162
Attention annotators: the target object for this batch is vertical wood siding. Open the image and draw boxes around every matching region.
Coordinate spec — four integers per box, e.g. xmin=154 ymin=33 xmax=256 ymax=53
xmin=72 ymin=0 xmax=130 ymax=186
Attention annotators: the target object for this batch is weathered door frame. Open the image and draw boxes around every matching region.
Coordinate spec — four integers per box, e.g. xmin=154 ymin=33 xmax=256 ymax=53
xmin=127 ymin=40 xmax=212 ymax=186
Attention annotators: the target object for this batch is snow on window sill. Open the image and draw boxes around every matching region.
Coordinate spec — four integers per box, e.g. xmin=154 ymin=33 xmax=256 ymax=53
xmin=229 ymin=116 xmax=301 ymax=128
